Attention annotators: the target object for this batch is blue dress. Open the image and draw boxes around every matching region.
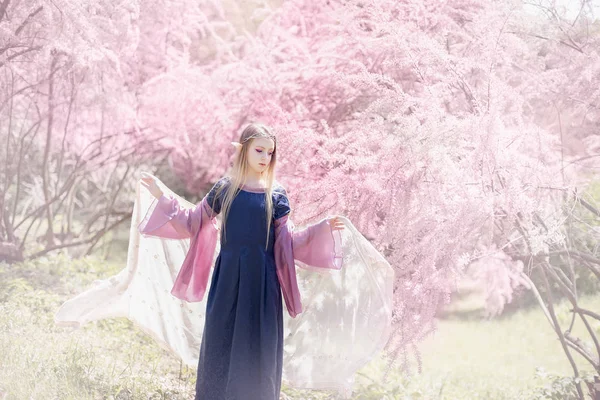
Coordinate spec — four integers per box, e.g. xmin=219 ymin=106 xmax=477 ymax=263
xmin=194 ymin=177 xmax=290 ymax=400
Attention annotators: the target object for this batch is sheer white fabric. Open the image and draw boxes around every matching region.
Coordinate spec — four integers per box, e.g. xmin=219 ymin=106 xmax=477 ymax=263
xmin=54 ymin=177 xmax=394 ymax=398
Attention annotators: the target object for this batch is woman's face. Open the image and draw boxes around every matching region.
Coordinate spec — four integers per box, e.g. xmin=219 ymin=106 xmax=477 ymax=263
xmin=247 ymin=137 xmax=275 ymax=174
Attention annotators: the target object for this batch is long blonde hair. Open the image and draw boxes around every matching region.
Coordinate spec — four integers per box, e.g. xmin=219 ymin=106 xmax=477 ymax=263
xmin=214 ymin=123 xmax=280 ymax=250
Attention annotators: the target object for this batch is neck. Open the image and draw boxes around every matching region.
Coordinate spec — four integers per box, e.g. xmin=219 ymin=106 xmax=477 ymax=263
xmin=244 ymin=170 xmax=264 ymax=184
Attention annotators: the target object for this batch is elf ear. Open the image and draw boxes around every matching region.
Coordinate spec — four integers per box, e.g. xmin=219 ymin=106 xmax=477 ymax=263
xmin=231 ymin=142 xmax=243 ymax=154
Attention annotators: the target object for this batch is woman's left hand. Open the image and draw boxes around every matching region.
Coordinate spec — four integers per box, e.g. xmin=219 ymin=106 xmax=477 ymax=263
xmin=329 ymin=216 xmax=345 ymax=231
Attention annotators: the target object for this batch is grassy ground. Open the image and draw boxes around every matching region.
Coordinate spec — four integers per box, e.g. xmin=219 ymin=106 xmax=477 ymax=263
xmin=0 ymin=250 xmax=597 ymax=399
xmin=409 ymin=296 xmax=598 ymax=399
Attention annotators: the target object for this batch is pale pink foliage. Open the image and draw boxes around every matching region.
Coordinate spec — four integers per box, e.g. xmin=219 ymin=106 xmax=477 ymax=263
xmin=1 ymin=0 xmax=139 ymax=161
xmin=5 ymin=0 xmax=598 ymax=373
xmin=125 ymin=0 xmax=600 ymax=372
xmin=469 ymin=244 xmax=531 ymax=318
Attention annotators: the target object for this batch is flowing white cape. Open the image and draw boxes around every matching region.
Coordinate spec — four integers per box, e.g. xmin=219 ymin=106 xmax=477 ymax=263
xmin=54 ymin=178 xmax=395 ymax=398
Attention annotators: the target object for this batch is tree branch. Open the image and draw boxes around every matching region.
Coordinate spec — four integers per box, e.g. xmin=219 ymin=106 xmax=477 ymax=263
xmin=28 ymin=214 xmax=130 ymax=260
xmin=540 ymin=268 xmax=585 ymax=399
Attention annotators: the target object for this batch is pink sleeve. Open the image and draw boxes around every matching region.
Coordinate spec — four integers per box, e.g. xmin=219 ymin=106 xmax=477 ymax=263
xmin=274 ymin=215 xmax=302 ymax=318
xmin=137 ymin=194 xmax=219 ymax=302
xmin=170 ymin=198 xmax=219 ymax=302
xmin=291 ymin=217 xmax=343 ymax=270
xmin=274 ymin=214 xmax=343 ymax=318
xmin=138 ymin=193 xmax=216 ymax=239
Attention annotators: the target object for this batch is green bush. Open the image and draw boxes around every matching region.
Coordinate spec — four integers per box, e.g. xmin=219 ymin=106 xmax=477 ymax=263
xmin=527 ymin=368 xmax=596 ymax=400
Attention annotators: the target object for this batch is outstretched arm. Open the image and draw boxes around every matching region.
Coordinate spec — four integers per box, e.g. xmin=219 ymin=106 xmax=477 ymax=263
xmin=137 ymin=173 xmax=222 ymax=239
xmin=138 ymin=194 xmax=208 ymax=239
xmin=275 ymin=214 xmax=344 ymax=270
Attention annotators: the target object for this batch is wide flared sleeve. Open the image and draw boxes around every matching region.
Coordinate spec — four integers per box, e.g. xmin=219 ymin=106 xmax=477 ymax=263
xmin=137 ymin=177 xmax=225 ymax=239
xmin=273 ymin=188 xmax=393 ymax=399
xmin=136 ymin=176 xmax=228 ymax=302
xmin=273 ymin=187 xmax=343 ymax=318
xmin=54 ymin=175 xmax=226 ymax=367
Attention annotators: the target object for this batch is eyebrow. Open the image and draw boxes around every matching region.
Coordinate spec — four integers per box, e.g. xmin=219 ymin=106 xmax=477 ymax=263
xmin=256 ymin=146 xmax=274 ymax=151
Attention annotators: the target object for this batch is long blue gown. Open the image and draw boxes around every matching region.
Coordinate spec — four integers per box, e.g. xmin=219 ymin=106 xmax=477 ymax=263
xmin=194 ymin=177 xmax=290 ymax=400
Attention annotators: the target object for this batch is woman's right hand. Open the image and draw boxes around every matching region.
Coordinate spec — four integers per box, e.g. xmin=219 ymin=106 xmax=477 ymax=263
xmin=140 ymin=172 xmax=164 ymax=199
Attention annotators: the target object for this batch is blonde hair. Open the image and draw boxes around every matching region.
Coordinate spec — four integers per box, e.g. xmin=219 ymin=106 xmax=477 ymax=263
xmin=213 ymin=123 xmax=280 ymax=251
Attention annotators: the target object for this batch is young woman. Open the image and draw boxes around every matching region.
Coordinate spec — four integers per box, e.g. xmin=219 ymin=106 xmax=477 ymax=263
xmin=139 ymin=123 xmax=344 ymax=399
xmin=55 ymin=122 xmax=394 ymax=400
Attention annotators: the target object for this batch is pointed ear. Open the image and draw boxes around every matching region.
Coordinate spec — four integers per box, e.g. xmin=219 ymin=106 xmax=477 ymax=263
xmin=231 ymin=142 xmax=242 ymax=154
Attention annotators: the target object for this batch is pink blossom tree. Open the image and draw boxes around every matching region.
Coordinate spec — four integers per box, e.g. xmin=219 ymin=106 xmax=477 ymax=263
xmin=0 ymin=0 xmax=285 ymax=257
xmin=3 ymin=0 xmax=599 ymax=394
xmin=131 ymin=0 xmax=599 ymax=382
xmin=0 ymin=0 xmax=148 ymax=260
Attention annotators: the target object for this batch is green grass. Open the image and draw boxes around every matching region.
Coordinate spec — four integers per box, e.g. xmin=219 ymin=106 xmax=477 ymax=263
xmin=0 ymin=254 xmax=199 ymax=399
xmin=0 ymin=251 xmax=598 ymax=399
xmin=415 ymin=299 xmax=598 ymax=399
xmin=350 ymin=293 xmax=599 ymax=400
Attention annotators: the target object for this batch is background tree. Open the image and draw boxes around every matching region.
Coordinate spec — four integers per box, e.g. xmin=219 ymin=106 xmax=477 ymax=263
xmin=470 ymin=2 xmax=600 ymax=397
xmin=133 ymin=0 xmax=597 ymax=379
xmin=0 ymin=0 xmax=148 ymax=261
xmin=2 ymin=0 xmax=599 ymax=392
